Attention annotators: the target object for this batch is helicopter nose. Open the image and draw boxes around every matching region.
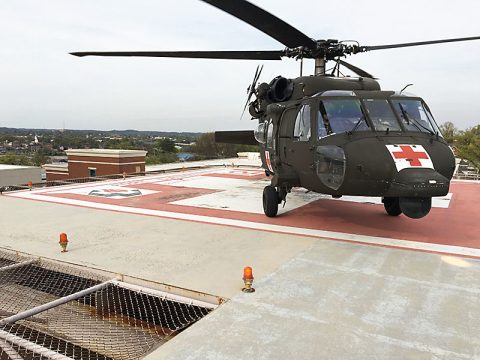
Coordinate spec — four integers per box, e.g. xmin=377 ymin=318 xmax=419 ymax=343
xmin=386 ymin=168 xmax=450 ymax=197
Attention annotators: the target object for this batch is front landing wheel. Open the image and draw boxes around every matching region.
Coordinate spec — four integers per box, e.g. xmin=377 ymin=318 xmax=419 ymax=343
xmin=263 ymin=186 xmax=279 ymax=217
xmin=382 ymin=197 xmax=402 ymax=216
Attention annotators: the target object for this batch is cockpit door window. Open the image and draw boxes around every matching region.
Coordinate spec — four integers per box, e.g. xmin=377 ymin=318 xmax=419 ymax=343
xmin=266 ymin=120 xmax=274 ymax=148
xmin=293 ymin=105 xmax=311 ymax=141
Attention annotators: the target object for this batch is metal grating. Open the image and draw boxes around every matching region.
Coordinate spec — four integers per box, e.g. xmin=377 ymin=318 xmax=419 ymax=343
xmin=0 ymin=251 xmax=214 ymax=360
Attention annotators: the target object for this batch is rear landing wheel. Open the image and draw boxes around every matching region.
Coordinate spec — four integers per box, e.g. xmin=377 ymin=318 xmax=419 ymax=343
xmin=263 ymin=185 xmax=279 ymax=217
xmin=382 ymin=197 xmax=402 ymax=216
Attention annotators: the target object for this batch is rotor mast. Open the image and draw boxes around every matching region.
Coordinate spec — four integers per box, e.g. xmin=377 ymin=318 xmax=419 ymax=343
xmin=314 ymin=58 xmax=326 ymax=76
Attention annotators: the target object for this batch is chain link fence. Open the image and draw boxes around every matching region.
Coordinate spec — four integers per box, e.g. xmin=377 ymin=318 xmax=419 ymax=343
xmin=0 ymin=251 xmax=214 ymax=360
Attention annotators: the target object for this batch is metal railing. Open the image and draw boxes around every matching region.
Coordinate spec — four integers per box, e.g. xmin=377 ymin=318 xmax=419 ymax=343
xmin=453 ymin=172 xmax=480 ymax=181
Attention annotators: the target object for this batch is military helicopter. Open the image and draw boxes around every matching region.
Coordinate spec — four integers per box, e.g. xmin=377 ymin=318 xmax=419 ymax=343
xmin=71 ymin=0 xmax=480 ymax=219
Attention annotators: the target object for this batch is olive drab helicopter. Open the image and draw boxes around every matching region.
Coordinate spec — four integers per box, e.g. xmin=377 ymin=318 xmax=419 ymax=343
xmin=71 ymin=0 xmax=480 ymax=219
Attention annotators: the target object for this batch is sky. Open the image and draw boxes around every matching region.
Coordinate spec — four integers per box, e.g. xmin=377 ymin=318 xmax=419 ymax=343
xmin=0 ymin=0 xmax=479 ymax=132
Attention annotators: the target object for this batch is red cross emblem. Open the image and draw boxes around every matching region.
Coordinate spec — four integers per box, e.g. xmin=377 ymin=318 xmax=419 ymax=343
xmin=391 ymin=145 xmax=429 ymax=166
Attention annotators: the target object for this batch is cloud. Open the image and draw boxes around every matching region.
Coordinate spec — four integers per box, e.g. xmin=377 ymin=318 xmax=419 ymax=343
xmin=0 ymin=0 xmax=479 ymax=131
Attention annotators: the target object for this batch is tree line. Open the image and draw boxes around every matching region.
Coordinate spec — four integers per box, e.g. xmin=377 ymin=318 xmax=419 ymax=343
xmin=186 ymin=133 xmax=257 ymax=160
xmin=439 ymin=122 xmax=480 ymax=169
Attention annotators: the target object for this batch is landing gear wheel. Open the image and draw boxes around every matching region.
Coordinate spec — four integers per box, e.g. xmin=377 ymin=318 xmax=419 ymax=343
xmin=399 ymin=197 xmax=432 ymax=219
xmin=263 ymin=185 xmax=279 ymax=217
xmin=382 ymin=197 xmax=402 ymax=216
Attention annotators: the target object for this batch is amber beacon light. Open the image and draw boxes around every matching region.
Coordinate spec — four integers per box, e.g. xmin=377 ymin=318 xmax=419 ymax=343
xmin=59 ymin=233 xmax=69 ymax=253
xmin=242 ymin=266 xmax=255 ymax=293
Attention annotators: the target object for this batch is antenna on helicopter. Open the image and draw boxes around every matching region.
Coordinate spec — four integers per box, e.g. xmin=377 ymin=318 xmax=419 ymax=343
xmin=400 ymin=84 xmax=414 ymax=94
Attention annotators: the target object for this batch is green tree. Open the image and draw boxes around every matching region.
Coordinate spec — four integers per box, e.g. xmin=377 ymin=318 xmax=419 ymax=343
xmin=157 ymin=138 xmax=176 ymax=153
xmin=0 ymin=154 xmax=18 ymax=165
xmin=439 ymin=121 xmax=458 ymax=144
xmin=32 ymin=150 xmax=48 ymax=166
xmin=454 ymin=125 xmax=480 ymax=169
xmin=191 ymin=133 xmax=218 ymax=159
xmin=189 ymin=132 xmax=258 ymax=159
xmin=109 ymin=139 xmax=130 ymax=150
xmin=0 ymin=154 xmax=31 ymax=166
xmin=145 ymin=153 xmax=177 ymax=164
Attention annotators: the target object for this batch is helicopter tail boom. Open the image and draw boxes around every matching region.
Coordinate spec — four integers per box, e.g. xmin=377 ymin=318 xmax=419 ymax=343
xmin=214 ymin=130 xmax=257 ymax=145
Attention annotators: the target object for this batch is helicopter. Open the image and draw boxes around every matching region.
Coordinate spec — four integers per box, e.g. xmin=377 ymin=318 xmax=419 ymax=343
xmin=70 ymin=0 xmax=480 ymax=219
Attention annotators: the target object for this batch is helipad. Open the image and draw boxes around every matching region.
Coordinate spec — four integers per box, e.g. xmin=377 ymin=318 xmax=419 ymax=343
xmin=1 ymin=164 xmax=479 ymax=359
xmin=5 ymin=166 xmax=479 ymax=258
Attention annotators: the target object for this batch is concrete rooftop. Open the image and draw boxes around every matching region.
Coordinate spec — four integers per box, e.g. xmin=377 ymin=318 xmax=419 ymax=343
xmin=0 ymin=161 xmax=479 ymax=359
xmin=0 ymin=164 xmax=38 ymax=170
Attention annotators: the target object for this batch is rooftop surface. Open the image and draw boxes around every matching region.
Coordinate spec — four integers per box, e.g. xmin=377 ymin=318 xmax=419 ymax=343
xmin=65 ymin=148 xmax=148 ymax=156
xmin=1 ymin=161 xmax=479 ymax=359
xmin=0 ymin=164 xmax=39 ymax=170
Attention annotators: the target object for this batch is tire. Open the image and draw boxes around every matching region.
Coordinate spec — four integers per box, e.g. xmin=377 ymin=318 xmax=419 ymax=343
xmin=263 ymin=186 xmax=279 ymax=217
xmin=382 ymin=197 xmax=402 ymax=216
xmin=399 ymin=197 xmax=432 ymax=219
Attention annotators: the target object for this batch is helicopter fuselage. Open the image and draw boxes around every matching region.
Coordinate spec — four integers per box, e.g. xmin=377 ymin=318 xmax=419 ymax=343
xmin=254 ymin=79 xmax=455 ymax=218
xmin=70 ymin=0 xmax=479 ymax=219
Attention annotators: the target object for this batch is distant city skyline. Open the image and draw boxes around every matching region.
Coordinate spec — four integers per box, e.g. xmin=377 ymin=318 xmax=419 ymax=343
xmin=0 ymin=0 xmax=479 ymax=132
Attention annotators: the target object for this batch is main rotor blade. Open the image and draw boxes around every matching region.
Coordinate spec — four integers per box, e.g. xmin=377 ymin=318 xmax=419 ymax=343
xmin=70 ymin=50 xmax=284 ymax=60
xmin=363 ymin=36 xmax=480 ymax=51
xmin=338 ymin=60 xmax=375 ymax=79
xmin=201 ymin=0 xmax=317 ymax=49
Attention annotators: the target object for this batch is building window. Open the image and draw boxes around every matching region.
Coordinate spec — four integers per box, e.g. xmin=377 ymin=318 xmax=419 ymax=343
xmin=89 ymin=168 xmax=97 ymax=177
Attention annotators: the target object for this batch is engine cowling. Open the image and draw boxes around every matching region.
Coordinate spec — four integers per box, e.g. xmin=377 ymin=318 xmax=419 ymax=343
xmin=268 ymin=76 xmax=294 ymax=102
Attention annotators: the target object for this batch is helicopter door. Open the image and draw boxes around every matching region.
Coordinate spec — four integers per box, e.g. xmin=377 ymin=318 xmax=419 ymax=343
xmin=286 ymin=104 xmax=315 ymax=182
xmin=278 ymin=107 xmax=297 ymax=166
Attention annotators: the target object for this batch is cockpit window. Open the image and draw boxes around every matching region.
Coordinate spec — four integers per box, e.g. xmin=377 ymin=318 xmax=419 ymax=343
xmin=363 ymin=99 xmax=401 ymax=131
xmin=266 ymin=120 xmax=274 ymax=148
xmin=293 ymin=105 xmax=311 ymax=141
xmin=392 ymin=99 xmax=438 ymax=134
xmin=320 ymin=99 xmax=367 ymax=136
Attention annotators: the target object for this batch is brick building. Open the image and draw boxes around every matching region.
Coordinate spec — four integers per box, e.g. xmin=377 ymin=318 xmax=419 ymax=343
xmin=44 ymin=149 xmax=147 ymax=181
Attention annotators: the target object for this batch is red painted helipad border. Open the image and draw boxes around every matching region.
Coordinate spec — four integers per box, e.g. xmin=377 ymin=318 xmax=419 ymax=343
xmin=6 ymin=168 xmax=480 ymax=257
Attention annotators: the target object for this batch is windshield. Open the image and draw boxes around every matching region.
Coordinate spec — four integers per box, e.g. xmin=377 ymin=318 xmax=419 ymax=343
xmin=363 ymin=99 xmax=401 ymax=131
xmin=319 ymin=99 xmax=368 ymax=137
xmin=391 ymin=99 xmax=438 ymax=134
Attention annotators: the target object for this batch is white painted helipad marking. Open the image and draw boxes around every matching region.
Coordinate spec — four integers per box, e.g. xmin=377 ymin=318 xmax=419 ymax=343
xmin=47 ymin=185 xmax=159 ymax=199
xmin=10 ymin=168 xmax=229 ymax=196
xmin=155 ymin=176 xmax=254 ymax=191
xmin=6 ymin=191 xmax=480 ymax=258
xmin=172 ymin=181 xmax=323 ymax=214
xmin=213 ymin=168 xmax=265 ymax=177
